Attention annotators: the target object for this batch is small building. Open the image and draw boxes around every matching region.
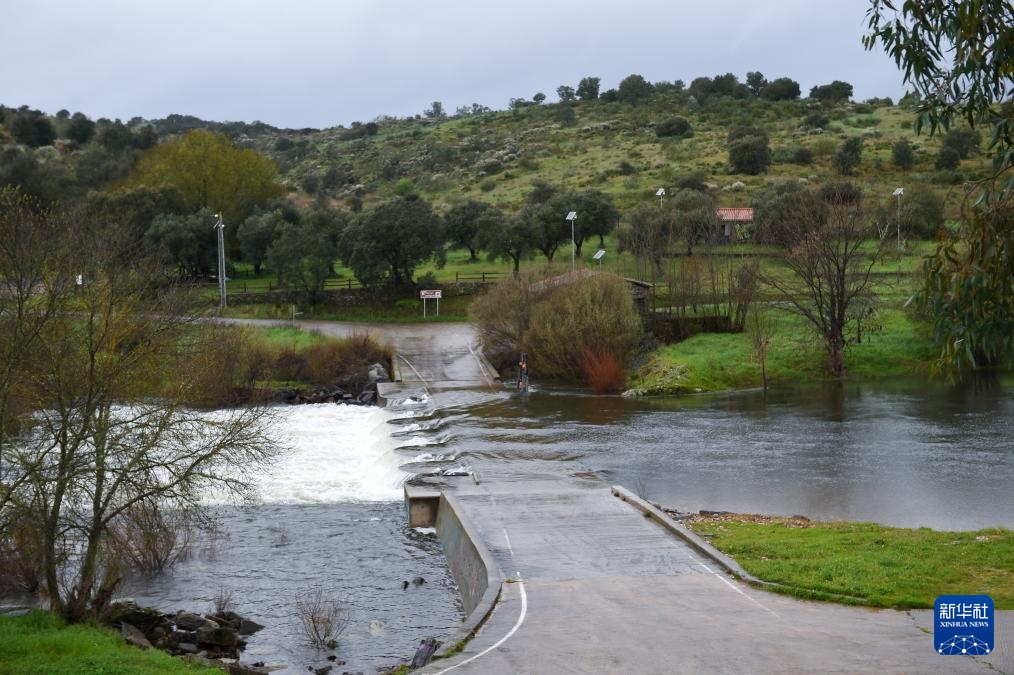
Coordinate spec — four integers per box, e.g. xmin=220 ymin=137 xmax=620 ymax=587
xmin=715 ymin=207 xmax=753 ymax=243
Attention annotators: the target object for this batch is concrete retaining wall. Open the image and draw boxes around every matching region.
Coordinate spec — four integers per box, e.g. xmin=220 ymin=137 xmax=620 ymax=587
xmin=435 ymin=493 xmax=501 ymax=616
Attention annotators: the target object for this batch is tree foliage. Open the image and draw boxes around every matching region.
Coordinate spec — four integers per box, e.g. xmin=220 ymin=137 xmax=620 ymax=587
xmin=655 ymin=116 xmax=693 ymax=139
xmin=864 ymin=0 xmax=1012 ymax=170
xmin=144 ymin=209 xmax=217 ymax=278
xmin=761 ymin=77 xmax=801 ymax=101
xmin=809 ymin=80 xmax=854 ymax=103
xmin=267 ymin=222 xmax=335 ymax=303
xmin=445 ymin=200 xmax=494 ymax=261
xmin=865 ymin=0 xmax=1014 ymax=370
xmin=891 ymin=139 xmax=915 ymax=170
xmin=65 ymin=113 xmax=96 ymax=146
xmin=11 ymin=114 xmax=56 ymax=148
xmin=522 ymin=274 xmax=643 ymax=379
xmin=338 ymin=196 xmax=444 ymax=286
xmin=238 ymin=209 xmax=285 ymax=275
xmin=576 ymin=77 xmax=600 ymax=101
xmin=727 ymin=127 xmax=771 ymax=174
xmin=128 ymin=129 xmax=282 ymax=225
xmin=751 ymin=182 xmax=828 ymax=246
xmin=834 ymin=137 xmax=863 ymax=175
xmin=475 ymin=208 xmax=535 ymax=276
xmin=617 ymin=74 xmax=654 ymax=104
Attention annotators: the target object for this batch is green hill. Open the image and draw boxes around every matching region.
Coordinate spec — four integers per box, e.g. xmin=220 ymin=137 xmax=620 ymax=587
xmin=248 ymin=93 xmax=986 ymax=217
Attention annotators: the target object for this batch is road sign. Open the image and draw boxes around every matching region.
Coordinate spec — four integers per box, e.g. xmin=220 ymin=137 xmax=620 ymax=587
xmin=420 ymin=289 xmax=442 ymax=317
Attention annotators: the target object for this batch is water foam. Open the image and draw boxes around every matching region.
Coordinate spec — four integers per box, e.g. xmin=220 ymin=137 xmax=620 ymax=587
xmin=256 ymin=404 xmax=407 ymax=503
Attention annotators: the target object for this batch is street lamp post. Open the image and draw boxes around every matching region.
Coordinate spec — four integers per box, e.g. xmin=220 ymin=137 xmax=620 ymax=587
xmin=213 ymin=213 xmax=227 ymax=312
xmin=566 ymin=211 xmax=578 ymax=272
xmin=893 ymin=187 xmax=904 ymax=281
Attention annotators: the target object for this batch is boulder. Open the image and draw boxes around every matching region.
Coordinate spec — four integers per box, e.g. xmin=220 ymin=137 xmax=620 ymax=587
xmin=368 ymin=362 xmax=391 ymax=383
xmin=409 ymin=638 xmax=441 ymax=668
xmin=177 ymin=642 xmax=200 ymax=654
xmin=197 ymin=625 xmax=239 ymax=648
xmin=121 ymin=622 xmax=153 ymax=650
xmin=103 ymin=600 xmax=165 ymax=632
xmin=238 ymin=618 xmax=266 ymax=636
xmin=228 ymin=664 xmax=273 ymax=675
xmin=176 ymin=611 xmax=217 ymax=631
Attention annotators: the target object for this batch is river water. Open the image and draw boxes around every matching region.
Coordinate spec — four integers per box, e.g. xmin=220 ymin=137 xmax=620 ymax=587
xmin=122 ymin=373 xmax=1012 ymax=670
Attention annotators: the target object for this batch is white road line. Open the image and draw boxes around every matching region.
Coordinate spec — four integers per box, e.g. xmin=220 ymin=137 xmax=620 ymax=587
xmin=432 ymin=580 xmax=527 ymax=674
xmin=689 ymin=558 xmax=783 ymax=620
xmin=503 ymin=527 xmax=515 ymax=559
xmin=431 ymin=526 xmax=527 ymax=674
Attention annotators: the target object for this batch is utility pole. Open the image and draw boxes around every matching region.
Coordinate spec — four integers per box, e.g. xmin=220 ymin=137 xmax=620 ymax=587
xmin=214 ymin=213 xmax=227 ymax=312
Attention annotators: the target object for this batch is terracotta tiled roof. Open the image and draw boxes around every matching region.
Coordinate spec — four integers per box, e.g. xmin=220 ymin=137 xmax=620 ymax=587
xmin=716 ymin=207 xmax=754 ymax=222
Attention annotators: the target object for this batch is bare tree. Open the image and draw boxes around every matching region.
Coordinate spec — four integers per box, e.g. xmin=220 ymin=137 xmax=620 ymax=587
xmin=0 ymin=199 xmax=280 ymax=622
xmin=760 ymin=187 xmax=883 ymax=377
xmin=295 ymin=586 xmax=351 ymax=649
xmin=748 ymin=308 xmax=776 ymax=391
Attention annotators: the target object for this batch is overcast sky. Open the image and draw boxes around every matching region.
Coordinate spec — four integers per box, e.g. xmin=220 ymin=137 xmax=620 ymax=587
xmin=2 ymin=0 xmax=906 ymax=129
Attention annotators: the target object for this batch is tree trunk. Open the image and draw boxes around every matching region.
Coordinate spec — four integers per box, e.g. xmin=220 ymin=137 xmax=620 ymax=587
xmin=827 ymin=334 xmax=845 ymax=377
xmin=468 ymin=248 xmax=478 ymax=261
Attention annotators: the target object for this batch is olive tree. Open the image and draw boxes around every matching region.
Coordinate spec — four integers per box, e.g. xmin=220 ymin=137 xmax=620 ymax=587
xmin=338 ymin=196 xmax=445 ymax=286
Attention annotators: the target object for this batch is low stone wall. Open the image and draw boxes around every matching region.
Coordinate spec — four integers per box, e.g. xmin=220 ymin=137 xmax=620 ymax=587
xmin=647 ymin=313 xmax=734 ymax=342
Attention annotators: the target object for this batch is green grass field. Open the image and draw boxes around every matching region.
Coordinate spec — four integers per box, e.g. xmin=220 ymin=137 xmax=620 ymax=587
xmin=0 ymin=611 xmax=216 ymax=674
xmin=630 ymin=307 xmax=938 ymax=394
xmin=685 ymin=514 xmax=1013 ymax=609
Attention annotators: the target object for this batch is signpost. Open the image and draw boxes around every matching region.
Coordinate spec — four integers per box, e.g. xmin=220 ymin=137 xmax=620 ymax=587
xmin=420 ymin=289 xmax=442 ymax=317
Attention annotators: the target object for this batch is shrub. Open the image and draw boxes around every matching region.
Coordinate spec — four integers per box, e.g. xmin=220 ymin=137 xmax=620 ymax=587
xmin=469 ymin=273 xmax=547 ymax=369
xmin=941 ymin=128 xmax=981 ymax=159
xmin=821 ymin=181 xmax=863 ymax=205
xmin=675 ymin=173 xmax=710 ymax=192
xmin=295 ymin=586 xmax=350 ymax=650
xmin=803 ymin=112 xmax=830 ymax=129
xmin=618 ymin=160 xmax=638 ymax=175
xmin=728 ymin=133 xmax=771 ymax=174
xmin=935 ymin=146 xmax=961 ymax=170
xmin=580 ymin=347 xmax=626 ymax=393
xmin=892 ymin=139 xmax=915 ymax=170
xmin=655 ymin=116 xmax=692 ymax=138
xmin=792 ymin=147 xmax=814 ymax=165
xmin=522 ymin=274 xmax=643 ymax=379
xmin=833 ymin=137 xmax=863 ymax=175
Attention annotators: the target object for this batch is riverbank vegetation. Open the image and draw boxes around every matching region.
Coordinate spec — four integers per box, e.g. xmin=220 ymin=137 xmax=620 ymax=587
xmin=470 ymin=272 xmax=643 ymax=392
xmin=684 ymin=513 xmax=1014 ymax=609
xmin=182 ymin=324 xmax=392 ymax=407
xmin=0 ymin=611 xmax=216 ymax=674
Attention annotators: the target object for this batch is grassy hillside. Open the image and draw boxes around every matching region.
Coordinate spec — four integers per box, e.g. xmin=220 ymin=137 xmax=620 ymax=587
xmin=254 ymin=94 xmax=988 ymax=217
